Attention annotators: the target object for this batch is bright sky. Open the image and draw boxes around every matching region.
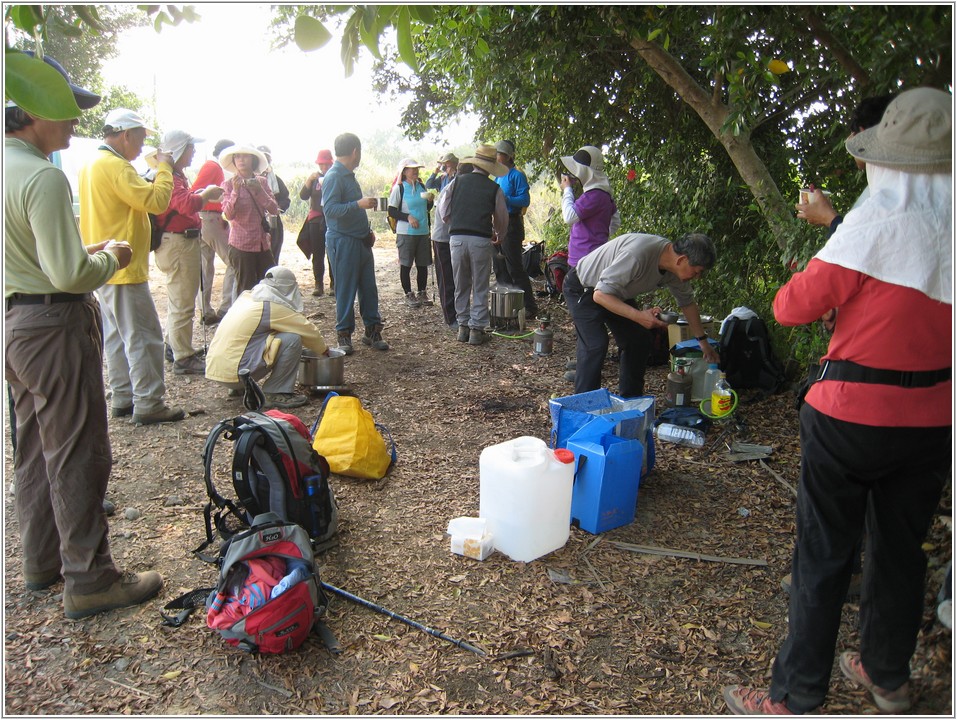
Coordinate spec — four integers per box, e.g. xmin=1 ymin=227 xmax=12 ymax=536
xmin=101 ymin=3 xmax=478 ymax=169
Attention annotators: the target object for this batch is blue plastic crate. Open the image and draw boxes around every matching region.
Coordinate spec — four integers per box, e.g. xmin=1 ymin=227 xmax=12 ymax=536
xmin=568 ymin=419 xmax=644 ymax=534
xmin=549 ymin=389 xmax=655 ymax=476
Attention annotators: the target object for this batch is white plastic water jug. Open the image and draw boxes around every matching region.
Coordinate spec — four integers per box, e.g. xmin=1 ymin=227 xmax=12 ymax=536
xmin=479 ymin=436 xmax=575 ymax=562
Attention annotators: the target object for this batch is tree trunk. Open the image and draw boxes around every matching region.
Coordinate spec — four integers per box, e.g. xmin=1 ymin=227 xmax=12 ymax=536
xmin=625 ymin=34 xmax=794 ymax=249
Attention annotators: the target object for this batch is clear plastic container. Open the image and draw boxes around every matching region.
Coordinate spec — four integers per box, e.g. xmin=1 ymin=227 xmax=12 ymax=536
xmin=655 ymin=423 xmax=706 ymax=448
xmin=479 ymin=437 xmax=575 ymax=562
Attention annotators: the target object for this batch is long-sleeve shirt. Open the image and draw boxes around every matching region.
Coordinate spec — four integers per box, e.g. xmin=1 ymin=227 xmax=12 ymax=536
xmin=221 ymin=176 xmax=279 ymax=252
xmin=5 ymin=138 xmax=117 ymax=295
xmin=562 ymin=187 xmax=621 ymax=267
xmin=191 ymin=159 xmax=224 ymax=213
xmin=388 ymin=180 xmax=431 ymax=235
xmin=774 ymin=258 xmax=951 ymax=427
xmin=300 ymin=174 xmax=325 ymax=222
xmin=321 ymin=160 xmax=371 ymax=240
xmin=78 ymin=145 xmax=173 ymax=285
xmin=496 ymin=165 xmax=530 ymax=215
xmin=156 ymin=170 xmax=204 ymax=233
xmin=205 ymin=292 xmax=328 ymax=383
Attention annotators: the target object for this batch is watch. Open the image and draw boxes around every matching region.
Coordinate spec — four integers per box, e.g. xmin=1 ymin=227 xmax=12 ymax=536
xmin=695 ymin=334 xmax=708 ymax=342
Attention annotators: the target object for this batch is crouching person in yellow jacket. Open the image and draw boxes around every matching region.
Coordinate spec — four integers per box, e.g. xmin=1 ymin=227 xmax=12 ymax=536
xmin=206 ymin=266 xmax=328 ymax=409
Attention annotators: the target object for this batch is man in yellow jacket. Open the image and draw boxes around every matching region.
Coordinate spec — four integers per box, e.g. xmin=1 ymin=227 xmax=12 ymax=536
xmin=79 ymin=109 xmax=184 ymax=425
xmin=206 ymin=266 xmax=328 ymax=409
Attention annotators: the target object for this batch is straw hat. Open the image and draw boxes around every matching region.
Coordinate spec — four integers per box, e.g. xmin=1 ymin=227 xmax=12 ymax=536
xmin=461 ymin=144 xmax=508 ymax=177
xmin=219 ymin=144 xmax=268 ymax=174
xmin=845 ymin=87 xmax=951 ymax=173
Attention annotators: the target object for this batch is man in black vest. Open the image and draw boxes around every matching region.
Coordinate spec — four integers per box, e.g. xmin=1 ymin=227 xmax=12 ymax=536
xmin=437 ymin=144 xmax=509 ymax=345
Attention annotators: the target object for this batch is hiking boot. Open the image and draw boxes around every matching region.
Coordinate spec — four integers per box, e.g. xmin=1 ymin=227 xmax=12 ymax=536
xmin=24 ymin=569 xmax=62 ymax=591
xmin=312 ymin=287 xmax=324 ymax=297
xmin=469 ymin=327 xmax=489 ymax=345
xmin=164 ymin=343 xmax=174 ymax=363
xmin=102 ymin=498 xmax=116 ymax=516
xmin=404 ymin=291 xmax=421 ymax=308
xmin=362 ymin=324 xmax=389 ymax=351
xmin=457 ymin=325 xmax=471 ymax=343
xmin=111 ymin=405 xmax=133 ymax=418
xmin=64 ymin=571 xmax=163 ymax=620
xmin=202 ymin=312 xmax=221 ymax=325
xmin=264 ymin=393 xmax=309 ymax=410
xmin=564 ymin=370 xmax=576 ymax=383
xmin=417 ymin=290 xmax=433 ymax=306
xmin=722 ymin=686 xmax=795 ymax=715
xmin=173 ymin=354 xmax=206 ymax=375
xmin=337 ymin=333 xmax=354 ymax=356
xmin=781 ymin=572 xmax=861 ymax=599
xmin=133 ymin=405 xmax=186 ymax=425
xmin=839 ymin=651 xmax=911 ymax=713
xmin=227 ymin=387 xmax=244 ymax=398
xmin=565 ymin=358 xmax=577 ymax=371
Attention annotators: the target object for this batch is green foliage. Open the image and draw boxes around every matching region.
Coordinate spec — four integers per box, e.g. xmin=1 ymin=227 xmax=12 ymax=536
xmin=4 ymin=50 xmax=81 ymax=119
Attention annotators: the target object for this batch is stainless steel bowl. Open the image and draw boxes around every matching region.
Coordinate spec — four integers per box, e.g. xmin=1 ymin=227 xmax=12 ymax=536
xmin=657 ymin=311 xmax=679 ymax=324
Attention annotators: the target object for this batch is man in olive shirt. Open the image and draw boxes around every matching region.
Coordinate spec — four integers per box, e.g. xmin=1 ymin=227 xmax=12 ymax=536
xmin=564 ymin=232 xmax=719 ymax=397
xmin=4 ymin=54 xmax=163 ymax=618
xmin=79 ymin=109 xmax=184 ymax=425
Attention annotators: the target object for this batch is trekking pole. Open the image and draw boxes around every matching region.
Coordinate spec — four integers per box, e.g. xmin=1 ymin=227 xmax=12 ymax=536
xmin=321 ymin=582 xmax=487 ymax=657
xmin=198 ymin=249 xmax=208 ymax=353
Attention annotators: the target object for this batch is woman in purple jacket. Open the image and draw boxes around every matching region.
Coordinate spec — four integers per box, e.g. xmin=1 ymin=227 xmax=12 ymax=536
xmin=560 ymin=146 xmax=621 ymax=268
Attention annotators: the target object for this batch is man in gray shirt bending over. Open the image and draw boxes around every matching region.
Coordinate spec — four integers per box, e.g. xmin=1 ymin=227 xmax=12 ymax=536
xmin=564 ymin=232 xmax=719 ymax=397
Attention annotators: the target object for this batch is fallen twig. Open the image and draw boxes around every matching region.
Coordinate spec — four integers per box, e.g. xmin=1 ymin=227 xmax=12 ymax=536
xmin=759 ymin=458 xmax=797 ymax=497
xmin=104 ymin=678 xmax=157 ymax=699
xmin=610 ymin=542 xmax=767 ymax=567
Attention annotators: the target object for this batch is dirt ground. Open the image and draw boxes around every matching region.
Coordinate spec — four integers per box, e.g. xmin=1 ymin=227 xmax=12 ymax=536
xmin=3 ymin=236 xmax=952 ymax=715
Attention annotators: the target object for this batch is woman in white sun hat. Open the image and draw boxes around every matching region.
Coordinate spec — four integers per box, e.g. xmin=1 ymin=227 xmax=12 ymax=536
xmin=219 ymin=144 xmax=280 ymax=295
xmin=559 ymin=145 xmax=621 ymax=268
xmin=724 ymin=86 xmax=952 ymax=716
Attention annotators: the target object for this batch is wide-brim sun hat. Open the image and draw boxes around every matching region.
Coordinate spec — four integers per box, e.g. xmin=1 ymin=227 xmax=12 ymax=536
xmin=462 ymin=144 xmax=509 ymax=177
xmin=219 ymin=144 xmax=268 ymax=174
xmin=561 ymin=146 xmax=606 ymax=184
xmin=845 ymin=87 xmax=952 ymax=173
xmin=161 ymin=129 xmax=204 ymax=163
xmin=396 ymin=157 xmax=425 ymax=177
xmin=438 ymin=152 xmax=458 ymax=164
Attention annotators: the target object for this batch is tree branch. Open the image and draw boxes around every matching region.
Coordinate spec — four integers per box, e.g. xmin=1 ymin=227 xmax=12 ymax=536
xmin=802 ymin=8 xmax=870 ymax=88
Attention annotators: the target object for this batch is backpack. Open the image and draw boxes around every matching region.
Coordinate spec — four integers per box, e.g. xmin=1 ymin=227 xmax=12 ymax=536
xmin=544 ymin=250 xmax=570 ymax=296
xmin=386 ymin=182 xmax=431 ymax=234
xmin=198 ymin=409 xmax=338 ymax=554
xmin=205 ymin=513 xmax=328 ymax=654
xmin=718 ymin=316 xmax=786 ymax=396
xmin=522 ymin=240 xmax=545 ymax=278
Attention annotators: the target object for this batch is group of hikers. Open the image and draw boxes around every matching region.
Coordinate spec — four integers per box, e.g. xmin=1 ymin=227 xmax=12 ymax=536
xmin=5 ymin=51 xmax=952 ymax=715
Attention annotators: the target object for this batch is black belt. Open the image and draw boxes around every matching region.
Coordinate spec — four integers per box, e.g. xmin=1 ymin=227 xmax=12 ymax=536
xmin=564 ymin=269 xmax=594 ymax=294
xmin=818 ymin=359 xmax=951 ymax=388
xmin=6 ymin=292 xmax=90 ymax=309
xmin=166 ymin=228 xmax=201 ymax=239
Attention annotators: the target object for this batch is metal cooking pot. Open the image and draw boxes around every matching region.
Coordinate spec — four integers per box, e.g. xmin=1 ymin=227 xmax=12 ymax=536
xmin=299 ymin=348 xmax=345 ymax=387
xmin=489 ymin=287 xmax=525 ymax=319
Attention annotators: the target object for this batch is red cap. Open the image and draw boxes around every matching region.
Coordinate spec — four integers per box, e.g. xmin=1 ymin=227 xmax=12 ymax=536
xmin=553 ymin=448 xmax=575 ymax=464
xmin=316 ymin=148 xmax=334 ymax=164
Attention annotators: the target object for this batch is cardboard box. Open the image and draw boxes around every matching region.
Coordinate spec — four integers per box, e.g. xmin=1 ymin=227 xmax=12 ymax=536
xmin=667 ymin=319 xmax=717 ymax=348
xmin=567 ymin=416 xmax=644 ymax=534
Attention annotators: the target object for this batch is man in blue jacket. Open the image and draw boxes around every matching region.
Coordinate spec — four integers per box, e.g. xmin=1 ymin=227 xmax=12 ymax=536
xmin=322 ymin=132 xmax=388 ymax=354
xmin=494 ymin=140 xmax=538 ymax=319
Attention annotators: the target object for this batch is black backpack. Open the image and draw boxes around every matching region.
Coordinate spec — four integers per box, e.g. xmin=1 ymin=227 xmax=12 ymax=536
xmin=718 ymin=316 xmax=786 ymax=396
xmin=197 ymin=409 xmax=338 ymax=555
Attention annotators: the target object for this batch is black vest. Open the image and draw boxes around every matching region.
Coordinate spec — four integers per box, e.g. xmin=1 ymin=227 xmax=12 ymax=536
xmin=449 ymin=172 xmax=499 ymax=238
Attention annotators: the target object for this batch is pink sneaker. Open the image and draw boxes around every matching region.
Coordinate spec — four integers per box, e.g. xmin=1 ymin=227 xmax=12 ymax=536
xmin=839 ymin=651 xmax=911 ymax=713
xmin=722 ymin=685 xmax=794 ymax=715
